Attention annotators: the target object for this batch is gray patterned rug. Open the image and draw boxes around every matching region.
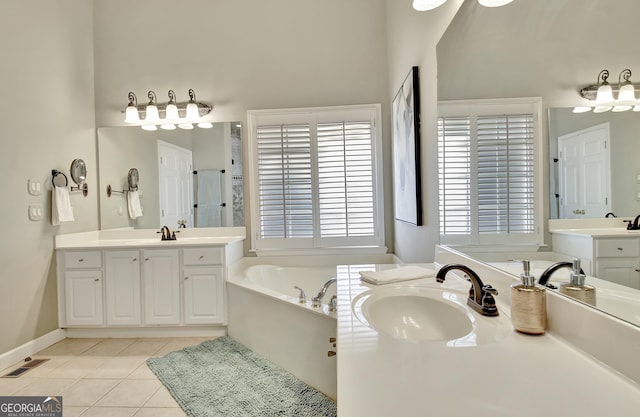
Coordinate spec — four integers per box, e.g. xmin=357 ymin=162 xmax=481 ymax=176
xmin=147 ymin=336 xmax=337 ymax=417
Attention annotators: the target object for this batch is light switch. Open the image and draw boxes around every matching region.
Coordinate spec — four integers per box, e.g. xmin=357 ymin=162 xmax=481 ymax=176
xmin=28 ymin=204 xmax=43 ymax=221
xmin=27 ymin=179 xmax=42 ymax=196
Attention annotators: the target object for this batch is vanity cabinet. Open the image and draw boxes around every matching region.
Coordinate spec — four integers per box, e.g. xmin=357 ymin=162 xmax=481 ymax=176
xmin=105 ymin=250 xmax=141 ymax=326
xmin=142 ymin=249 xmax=180 ymax=325
xmin=61 ymin=251 xmax=104 ymax=326
xmin=57 ymin=243 xmax=236 ymax=329
xmin=182 ymin=247 xmax=225 ymax=324
xmin=551 ymin=233 xmax=640 ymax=289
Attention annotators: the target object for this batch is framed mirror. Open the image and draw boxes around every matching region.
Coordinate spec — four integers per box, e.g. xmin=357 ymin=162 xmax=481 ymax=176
xmin=97 ymin=122 xmax=243 ymax=230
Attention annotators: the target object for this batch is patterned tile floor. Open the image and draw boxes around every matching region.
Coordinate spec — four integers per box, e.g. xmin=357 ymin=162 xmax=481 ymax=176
xmin=0 ymin=337 xmax=213 ymax=417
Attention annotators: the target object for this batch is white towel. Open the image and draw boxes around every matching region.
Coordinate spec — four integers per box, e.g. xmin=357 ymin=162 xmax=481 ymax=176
xmin=51 ymin=186 xmax=74 ymax=226
xmin=359 ymin=266 xmax=435 ymax=285
xmin=127 ymin=190 xmax=143 ymax=219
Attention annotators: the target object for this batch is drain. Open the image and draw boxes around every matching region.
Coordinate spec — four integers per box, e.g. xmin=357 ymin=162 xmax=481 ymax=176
xmin=2 ymin=358 xmax=49 ymax=378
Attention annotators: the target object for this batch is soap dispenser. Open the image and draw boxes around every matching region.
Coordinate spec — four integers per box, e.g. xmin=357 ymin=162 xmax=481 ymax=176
xmin=511 ymin=260 xmax=547 ymax=335
xmin=559 ymin=259 xmax=596 ymax=306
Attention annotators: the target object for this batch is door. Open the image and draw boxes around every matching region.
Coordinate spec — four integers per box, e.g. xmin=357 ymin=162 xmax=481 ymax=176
xmin=65 ymin=270 xmax=104 ymax=326
xmin=105 ymin=250 xmax=141 ymax=325
xmin=158 ymin=141 xmax=194 ymax=228
xmin=143 ymin=249 xmax=180 ymax=325
xmin=558 ymin=123 xmax=610 ymax=218
xmin=183 ymin=267 xmax=224 ymax=324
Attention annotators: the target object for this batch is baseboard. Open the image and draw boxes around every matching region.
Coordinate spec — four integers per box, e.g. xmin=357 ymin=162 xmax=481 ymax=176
xmin=0 ymin=329 xmax=66 ymax=372
xmin=64 ymin=326 xmax=227 ymax=339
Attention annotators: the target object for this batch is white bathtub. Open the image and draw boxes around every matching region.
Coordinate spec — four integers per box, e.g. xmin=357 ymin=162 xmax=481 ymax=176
xmin=226 ymin=254 xmax=396 ymax=401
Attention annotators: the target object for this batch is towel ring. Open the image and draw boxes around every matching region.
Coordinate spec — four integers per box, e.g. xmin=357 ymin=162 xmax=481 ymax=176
xmin=51 ymin=170 xmax=68 ymax=188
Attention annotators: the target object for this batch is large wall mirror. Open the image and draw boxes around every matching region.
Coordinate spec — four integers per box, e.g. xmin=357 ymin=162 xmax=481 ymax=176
xmin=97 ymin=122 xmax=243 ymax=230
xmin=549 ymin=108 xmax=640 ymax=219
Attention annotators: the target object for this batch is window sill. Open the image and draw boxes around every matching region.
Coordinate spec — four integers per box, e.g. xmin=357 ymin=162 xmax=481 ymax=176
xmin=250 ymin=246 xmax=389 ymax=257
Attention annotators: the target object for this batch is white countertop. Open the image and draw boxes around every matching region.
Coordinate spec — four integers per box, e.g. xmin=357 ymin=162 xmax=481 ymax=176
xmin=336 ymin=263 xmax=640 ymax=417
xmin=549 ymin=227 xmax=640 ymax=237
xmin=55 ymin=227 xmax=246 ymax=249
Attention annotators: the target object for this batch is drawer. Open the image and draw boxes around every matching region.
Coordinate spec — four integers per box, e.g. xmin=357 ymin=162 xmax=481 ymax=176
xmin=64 ymin=251 xmax=102 ymax=268
xmin=595 ymin=238 xmax=640 ymax=258
xmin=183 ymin=247 xmax=224 ymax=266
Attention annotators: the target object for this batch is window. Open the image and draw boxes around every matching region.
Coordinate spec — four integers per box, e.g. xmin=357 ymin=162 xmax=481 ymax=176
xmin=437 ymin=99 xmax=542 ymax=246
xmin=248 ymin=105 xmax=384 ymax=252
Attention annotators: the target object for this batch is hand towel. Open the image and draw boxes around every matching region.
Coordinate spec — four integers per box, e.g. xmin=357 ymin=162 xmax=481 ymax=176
xmin=127 ymin=190 xmax=143 ymax=219
xmin=52 ymin=186 xmax=74 ymax=226
xmin=359 ymin=265 xmax=435 ymax=285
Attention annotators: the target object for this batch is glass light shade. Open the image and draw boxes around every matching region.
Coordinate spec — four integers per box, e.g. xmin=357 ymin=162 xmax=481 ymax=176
xmin=478 ymin=0 xmax=514 ymax=6
xmin=593 ymin=106 xmax=612 ymax=113
xmin=595 ymin=84 xmax=614 ymax=105
xmin=145 ymin=104 xmax=160 ymax=122
xmin=178 ymin=123 xmax=194 ymax=130
xmin=617 ymin=83 xmax=636 ymax=103
xmin=141 ymin=124 xmax=158 ymax=131
xmin=160 ymin=123 xmax=177 ymax=130
xmin=124 ymin=105 xmax=140 ymax=123
xmin=572 ymin=106 xmax=592 ymax=114
xmin=612 ymin=105 xmax=632 ymax=112
xmin=165 ymin=103 xmax=179 ymax=120
xmin=413 ymin=0 xmax=447 ymax=11
xmin=197 ymin=122 xmax=213 ymax=129
xmin=186 ymin=102 xmax=199 ymax=121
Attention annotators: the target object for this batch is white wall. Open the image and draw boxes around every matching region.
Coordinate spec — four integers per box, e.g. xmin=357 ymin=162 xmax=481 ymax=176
xmin=385 ymin=0 xmax=464 ymax=262
xmin=0 ymin=1 xmax=96 ymax=354
xmin=93 ymin=0 xmax=393 ymax=253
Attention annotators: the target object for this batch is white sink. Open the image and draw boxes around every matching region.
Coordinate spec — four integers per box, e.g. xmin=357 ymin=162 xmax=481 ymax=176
xmin=352 ymin=286 xmax=475 ymax=343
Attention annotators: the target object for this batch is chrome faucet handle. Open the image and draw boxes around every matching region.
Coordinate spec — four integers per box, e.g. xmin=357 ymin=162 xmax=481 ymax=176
xmin=293 ymin=286 xmax=306 ymax=303
xmin=328 ymin=295 xmax=338 ymax=312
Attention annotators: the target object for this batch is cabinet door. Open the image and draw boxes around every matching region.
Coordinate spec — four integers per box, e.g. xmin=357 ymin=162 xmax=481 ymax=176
xmin=105 ymin=250 xmax=141 ymax=325
xmin=143 ymin=249 xmax=180 ymax=325
xmin=596 ymin=260 xmax=640 ymax=289
xmin=65 ymin=270 xmax=104 ymax=326
xmin=183 ymin=267 xmax=225 ymax=324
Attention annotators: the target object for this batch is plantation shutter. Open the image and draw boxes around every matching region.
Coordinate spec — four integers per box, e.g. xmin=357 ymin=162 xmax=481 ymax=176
xmin=438 ymin=116 xmax=472 ymax=235
xmin=476 ymin=114 xmax=535 ymax=235
xmin=317 ymin=121 xmax=375 ymax=239
xmin=256 ymin=124 xmax=313 ymax=240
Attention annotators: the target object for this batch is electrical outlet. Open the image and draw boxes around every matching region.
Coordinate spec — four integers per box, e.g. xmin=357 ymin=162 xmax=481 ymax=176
xmin=28 ymin=204 xmax=43 ymax=221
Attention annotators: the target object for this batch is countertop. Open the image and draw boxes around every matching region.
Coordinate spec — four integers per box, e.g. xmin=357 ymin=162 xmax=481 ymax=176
xmin=549 ymin=227 xmax=640 ymax=237
xmin=336 ymin=263 xmax=640 ymax=417
xmin=55 ymin=227 xmax=246 ymax=249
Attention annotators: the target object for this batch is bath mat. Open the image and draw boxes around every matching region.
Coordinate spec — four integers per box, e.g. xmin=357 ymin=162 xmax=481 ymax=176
xmin=147 ymin=336 xmax=337 ymax=417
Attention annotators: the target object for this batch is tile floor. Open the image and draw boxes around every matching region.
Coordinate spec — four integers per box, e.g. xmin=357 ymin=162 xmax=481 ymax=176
xmin=0 ymin=337 xmax=214 ymax=417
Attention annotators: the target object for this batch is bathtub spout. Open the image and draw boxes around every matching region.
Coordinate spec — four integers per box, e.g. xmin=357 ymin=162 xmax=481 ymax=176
xmin=312 ymin=278 xmax=337 ymax=307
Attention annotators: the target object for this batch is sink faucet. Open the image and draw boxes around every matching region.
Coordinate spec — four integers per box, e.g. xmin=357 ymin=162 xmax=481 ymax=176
xmin=158 ymin=226 xmax=177 ymax=241
xmin=435 ymin=264 xmax=499 ymax=317
xmin=312 ymin=278 xmax=337 ymax=307
xmin=538 ymin=260 xmax=585 ymax=289
xmin=624 ymin=214 xmax=640 ymax=230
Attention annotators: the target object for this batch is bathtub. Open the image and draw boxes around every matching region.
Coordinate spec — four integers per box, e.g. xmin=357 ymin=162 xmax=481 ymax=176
xmin=226 ymin=254 xmax=396 ymax=401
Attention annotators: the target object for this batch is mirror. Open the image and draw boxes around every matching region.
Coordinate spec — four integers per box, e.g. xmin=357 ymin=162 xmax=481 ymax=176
xmin=70 ymin=159 xmax=87 ymax=184
xmin=549 ymin=108 xmax=640 ymax=219
xmin=97 ymin=122 xmax=243 ymax=230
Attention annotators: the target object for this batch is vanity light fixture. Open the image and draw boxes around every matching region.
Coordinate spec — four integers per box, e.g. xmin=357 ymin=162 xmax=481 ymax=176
xmin=123 ymin=88 xmax=213 ymax=131
xmin=412 ymin=0 xmax=514 ymax=11
xmin=576 ymin=69 xmax=640 ymax=114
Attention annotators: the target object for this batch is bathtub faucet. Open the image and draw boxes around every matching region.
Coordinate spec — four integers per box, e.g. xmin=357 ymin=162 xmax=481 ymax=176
xmin=312 ymin=278 xmax=337 ymax=308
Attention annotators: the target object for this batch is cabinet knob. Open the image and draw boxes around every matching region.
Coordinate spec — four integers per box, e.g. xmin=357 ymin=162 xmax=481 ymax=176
xmin=199 ymin=255 xmax=204 ymax=260
xmin=145 ymin=258 xmax=149 ymax=261
xmin=618 ymin=248 xmax=623 ymax=251
xmin=78 ymin=259 xmax=84 ymax=262
xmin=327 ymin=351 xmax=336 ymax=357
xmin=132 ymin=258 xmax=137 ymax=262
xmin=184 ymin=277 xmax=189 ymax=280
xmin=94 ymin=278 xmax=100 ymax=282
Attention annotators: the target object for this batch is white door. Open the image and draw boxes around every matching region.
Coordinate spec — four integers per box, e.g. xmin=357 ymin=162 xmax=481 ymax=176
xmin=65 ymin=270 xmax=104 ymax=326
xmin=183 ymin=267 xmax=224 ymax=324
xmin=158 ymin=141 xmax=194 ymax=229
xmin=558 ymin=123 xmax=610 ymax=218
xmin=142 ymin=249 xmax=180 ymax=325
xmin=105 ymin=250 xmax=141 ymax=325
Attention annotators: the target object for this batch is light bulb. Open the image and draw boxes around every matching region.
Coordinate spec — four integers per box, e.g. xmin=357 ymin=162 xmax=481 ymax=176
xmin=412 ymin=0 xmax=447 ymax=11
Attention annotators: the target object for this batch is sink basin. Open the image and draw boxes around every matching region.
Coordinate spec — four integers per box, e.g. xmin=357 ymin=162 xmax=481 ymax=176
xmin=352 ymin=286 xmax=475 ymax=343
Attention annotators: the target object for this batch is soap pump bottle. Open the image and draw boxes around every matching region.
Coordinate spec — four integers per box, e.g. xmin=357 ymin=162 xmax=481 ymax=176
xmin=559 ymin=259 xmax=596 ymax=306
xmin=511 ymin=260 xmax=547 ymax=335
